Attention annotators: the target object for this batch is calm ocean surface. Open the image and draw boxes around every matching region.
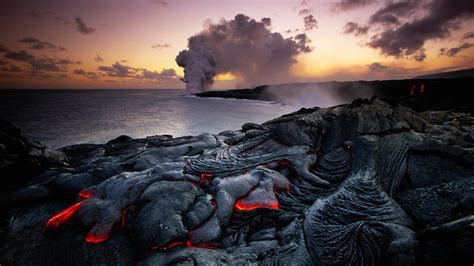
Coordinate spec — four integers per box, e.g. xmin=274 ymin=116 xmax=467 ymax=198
xmin=0 ymin=89 xmax=297 ymax=148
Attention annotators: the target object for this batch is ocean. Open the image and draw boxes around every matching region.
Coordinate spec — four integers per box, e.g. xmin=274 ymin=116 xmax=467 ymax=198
xmin=0 ymin=89 xmax=297 ymax=148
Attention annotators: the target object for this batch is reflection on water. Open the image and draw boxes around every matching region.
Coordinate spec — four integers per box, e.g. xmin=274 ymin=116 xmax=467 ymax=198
xmin=0 ymin=89 xmax=297 ymax=148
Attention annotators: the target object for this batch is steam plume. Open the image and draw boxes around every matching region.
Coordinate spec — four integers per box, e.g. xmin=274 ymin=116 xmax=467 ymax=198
xmin=176 ymin=14 xmax=313 ymax=94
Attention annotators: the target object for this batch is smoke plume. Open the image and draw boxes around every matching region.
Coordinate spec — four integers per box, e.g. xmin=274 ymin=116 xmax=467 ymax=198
xmin=176 ymin=14 xmax=313 ymax=94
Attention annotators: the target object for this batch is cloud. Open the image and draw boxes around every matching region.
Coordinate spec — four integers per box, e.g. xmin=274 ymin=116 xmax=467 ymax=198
xmin=461 ymin=31 xmax=474 ymax=40
xmin=176 ymin=14 xmax=314 ymax=94
xmin=0 ymin=64 xmax=21 ymax=73
xmin=151 ymin=0 xmax=168 ymax=5
xmin=98 ymin=62 xmax=179 ymax=81
xmin=151 ymin=43 xmax=171 ymax=49
xmin=333 ymin=0 xmax=378 ymax=11
xmin=303 ymin=15 xmax=318 ymax=31
xmin=98 ymin=62 xmax=132 ymax=77
xmin=94 ymin=55 xmax=104 ymax=62
xmin=294 ymin=33 xmax=314 ymax=52
xmin=75 ymin=17 xmax=96 ymax=35
xmin=343 ymin=22 xmax=369 ymax=36
xmin=0 ymin=44 xmax=9 ymax=53
xmin=368 ymin=0 xmax=419 ymax=26
xmin=439 ymin=43 xmax=474 ymax=57
xmin=5 ymin=50 xmax=76 ymax=72
xmin=367 ymin=62 xmax=421 ymax=77
xmin=54 ymin=16 xmax=70 ymax=25
xmin=140 ymin=68 xmax=177 ymax=80
xmin=18 ymin=37 xmax=67 ymax=51
xmin=367 ymin=0 xmax=474 ymax=61
xmin=367 ymin=62 xmax=388 ymax=71
xmin=73 ymin=69 xmax=99 ymax=79
xmin=298 ymin=9 xmax=312 ymax=16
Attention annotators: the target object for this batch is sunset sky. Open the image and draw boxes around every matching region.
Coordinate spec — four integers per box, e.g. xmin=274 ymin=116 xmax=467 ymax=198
xmin=0 ymin=0 xmax=473 ymax=89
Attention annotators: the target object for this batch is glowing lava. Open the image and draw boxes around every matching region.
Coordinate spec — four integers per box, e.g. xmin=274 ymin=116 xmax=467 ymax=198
xmin=85 ymin=232 xmax=110 ymax=244
xmin=78 ymin=190 xmax=92 ymax=199
xmin=46 ymin=200 xmax=85 ymax=229
xmin=186 ymin=239 xmax=217 ymax=249
xmin=121 ymin=206 xmax=130 ymax=228
xmin=198 ymin=173 xmax=213 ymax=186
xmin=234 ymin=198 xmax=279 ymax=211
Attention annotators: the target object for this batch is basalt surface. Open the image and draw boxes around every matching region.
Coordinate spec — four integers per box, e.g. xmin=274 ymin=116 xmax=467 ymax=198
xmin=1 ymin=99 xmax=474 ymax=265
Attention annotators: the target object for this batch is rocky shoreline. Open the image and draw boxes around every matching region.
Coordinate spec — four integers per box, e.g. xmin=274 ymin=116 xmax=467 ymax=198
xmin=1 ymin=97 xmax=474 ymax=265
xmin=197 ymin=78 xmax=474 ymax=112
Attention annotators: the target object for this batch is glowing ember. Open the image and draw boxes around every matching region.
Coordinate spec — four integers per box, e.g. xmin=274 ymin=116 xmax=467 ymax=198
xmin=78 ymin=190 xmax=92 ymax=199
xmin=121 ymin=207 xmax=129 ymax=228
xmin=198 ymin=173 xmax=213 ymax=186
xmin=186 ymin=239 xmax=217 ymax=249
xmin=234 ymin=198 xmax=279 ymax=211
xmin=85 ymin=232 xmax=110 ymax=244
xmin=46 ymin=200 xmax=85 ymax=229
xmin=153 ymin=241 xmax=185 ymax=251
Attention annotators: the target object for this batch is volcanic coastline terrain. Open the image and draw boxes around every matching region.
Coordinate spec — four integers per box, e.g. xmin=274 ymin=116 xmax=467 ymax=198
xmin=1 ymin=80 xmax=474 ymax=265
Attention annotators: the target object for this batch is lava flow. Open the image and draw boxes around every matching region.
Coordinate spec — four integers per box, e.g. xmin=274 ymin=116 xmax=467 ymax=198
xmin=78 ymin=190 xmax=93 ymax=199
xmin=234 ymin=198 xmax=279 ymax=211
xmin=85 ymin=232 xmax=111 ymax=244
xmin=46 ymin=200 xmax=85 ymax=229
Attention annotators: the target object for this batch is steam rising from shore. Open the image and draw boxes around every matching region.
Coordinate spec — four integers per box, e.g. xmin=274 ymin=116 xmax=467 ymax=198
xmin=176 ymin=14 xmax=313 ymax=94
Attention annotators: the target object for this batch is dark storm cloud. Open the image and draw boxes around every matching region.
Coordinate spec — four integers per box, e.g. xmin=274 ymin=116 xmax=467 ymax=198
xmin=73 ymin=69 xmax=99 ymax=79
xmin=5 ymin=50 xmax=75 ymax=72
xmin=439 ymin=43 xmax=474 ymax=57
xmin=176 ymin=14 xmax=314 ymax=94
xmin=367 ymin=0 xmax=474 ymax=61
xmin=94 ymin=55 xmax=104 ymax=62
xmin=368 ymin=0 xmax=419 ymax=26
xmin=151 ymin=43 xmax=171 ymax=49
xmin=303 ymin=15 xmax=318 ymax=31
xmin=75 ymin=17 xmax=96 ymax=35
xmin=343 ymin=22 xmax=369 ymax=36
xmin=461 ymin=31 xmax=474 ymax=40
xmin=333 ymin=0 xmax=378 ymax=11
xmin=18 ymin=37 xmax=67 ymax=51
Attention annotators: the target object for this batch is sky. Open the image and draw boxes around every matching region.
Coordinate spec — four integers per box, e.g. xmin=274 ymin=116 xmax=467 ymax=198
xmin=0 ymin=0 xmax=473 ymax=89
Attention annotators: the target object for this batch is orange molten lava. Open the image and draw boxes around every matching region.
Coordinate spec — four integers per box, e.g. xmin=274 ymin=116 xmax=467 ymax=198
xmin=78 ymin=190 xmax=92 ymax=199
xmin=46 ymin=200 xmax=85 ymax=229
xmin=234 ymin=199 xmax=279 ymax=211
xmin=186 ymin=239 xmax=217 ymax=249
xmin=85 ymin=232 xmax=110 ymax=244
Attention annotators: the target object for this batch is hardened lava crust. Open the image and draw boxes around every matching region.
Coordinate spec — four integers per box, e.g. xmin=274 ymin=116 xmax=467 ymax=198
xmin=1 ymin=98 xmax=474 ymax=265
